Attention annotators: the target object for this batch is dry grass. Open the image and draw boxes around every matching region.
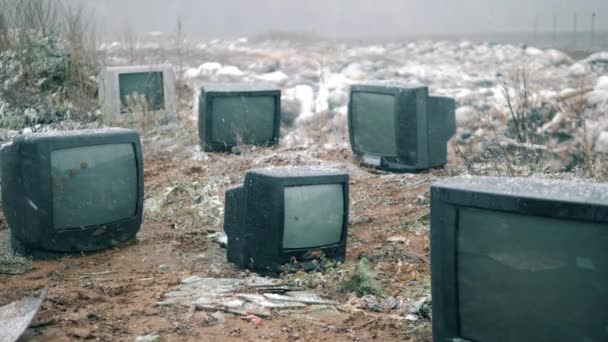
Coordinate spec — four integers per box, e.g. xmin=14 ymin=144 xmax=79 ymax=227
xmin=0 ymin=0 xmax=101 ymax=127
xmin=455 ymin=68 xmax=604 ymax=177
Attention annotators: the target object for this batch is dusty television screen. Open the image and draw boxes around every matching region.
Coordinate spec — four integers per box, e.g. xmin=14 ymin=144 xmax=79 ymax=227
xmin=282 ymin=184 xmax=344 ymax=249
xmin=210 ymin=95 xmax=276 ymax=145
xmin=51 ymin=144 xmax=138 ymax=230
xmin=350 ymin=92 xmax=398 ymax=156
xmin=118 ymin=72 xmax=165 ymax=112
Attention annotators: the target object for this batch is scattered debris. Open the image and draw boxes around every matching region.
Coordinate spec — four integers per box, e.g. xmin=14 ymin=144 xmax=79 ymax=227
xmin=407 ymin=294 xmax=432 ymax=319
xmin=133 ymin=334 xmax=161 ymax=342
xmin=264 ymin=292 xmax=336 ymax=305
xmin=0 ymin=231 xmax=31 ymax=275
xmin=0 ymin=288 xmax=47 ymax=342
xmin=359 ymin=295 xmax=383 ymax=312
xmin=81 ymin=270 xmax=115 ymax=276
xmin=386 ymin=236 xmax=410 ymax=244
xmin=382 ymin=296 xmax=405 ymax=311
xmin=181 ymin=276 xmax=205 ymax=285
xmin=210 ymin=311 xmax=225 ymax=322
xmin=159 ymin=276 xmax=340 ymax=319
xmin=241 ymin=315 xmax=263 ymax=326
xmin=404 ymin=314 xmax=419 ymax=322
xmin=207 ymin=232 xmax=228 ymax=248
xmin=0 ymin=253 xmax=31 ymax=275
xmin=237 ymin=294 xmax=307 ymax=309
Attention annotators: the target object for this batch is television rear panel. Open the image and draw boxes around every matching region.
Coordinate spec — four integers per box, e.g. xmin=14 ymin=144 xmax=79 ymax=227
xmin=224 ymin=166 xmax=349 ymax=272
xmin=348 ymin=83 xmax=455 ymax=172
xmin=198 ymin=84 xmax=281 ymax=152
xmin=430 ymin=176 xmax=608 ymax=342
xmin=427 ymin=96 xmax=456 ymax=168
xmin=98 ymin=65 xmax=176 ymax=127
xmin=1 ymin=128 xmax=144 ymax=258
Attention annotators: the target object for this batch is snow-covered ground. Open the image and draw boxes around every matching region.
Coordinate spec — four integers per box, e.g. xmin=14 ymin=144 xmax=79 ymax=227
xmin=100 ymin=37 xmax=608 ymax=138
xmin=98 ymin=36 xmax=608 ymax=147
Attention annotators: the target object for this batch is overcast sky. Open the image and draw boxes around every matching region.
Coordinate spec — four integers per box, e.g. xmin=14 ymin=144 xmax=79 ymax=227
xmin=77 ymin=0 xmax=608 ymax=39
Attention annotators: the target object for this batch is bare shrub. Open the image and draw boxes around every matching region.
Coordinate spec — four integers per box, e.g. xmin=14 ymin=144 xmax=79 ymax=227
xmin=60 ymin=2 xmax=100 ymax=120
xmin=173 ymin=17 xmax=185 ymax=105
xmin=456 ymin=69 xmax=551 ymax=176
xmin=456 ymin=69 xmax=602 ymax=178
xmin=556 ymin=80 xmax=608 ymax=181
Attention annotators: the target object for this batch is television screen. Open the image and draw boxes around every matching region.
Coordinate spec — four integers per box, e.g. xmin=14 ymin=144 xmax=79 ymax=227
xmin=119 ymin=71 xmax=164 ymax=112
xmin=210 ymin=95 xmax=276 ymax=146
xmin=51 ymin=144 xmax=138 ymax=230
xmin=283 ymin=184 xmax=344 ymax=249
xmin=350 ymin=92 xmax=397 ymax=156
xmin=198 ymin=84 xmax=281 ymax=152
xmin=458 ymin=207 xmax=608 ymax=341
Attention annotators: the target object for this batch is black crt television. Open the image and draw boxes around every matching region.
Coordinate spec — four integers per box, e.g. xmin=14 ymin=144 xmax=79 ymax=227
xmin=198 ymin=83 xmax=281 ymax=152
xmin=431 ymin=176 xmax=608 ymax=342
xmin=224 ymin=166 xmax=349 ymax=273
xmin=1 ymin=128 xmax=144 ymax=258
xmin=348 ymin=83 xmax=455 ymax=172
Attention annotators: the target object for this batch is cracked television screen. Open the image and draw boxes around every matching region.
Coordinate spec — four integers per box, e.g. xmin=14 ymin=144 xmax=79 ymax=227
xmin=51 ymin=144 xmax=138 ymax=230
xmin=282 ymin=184 xmax=344 ymax=249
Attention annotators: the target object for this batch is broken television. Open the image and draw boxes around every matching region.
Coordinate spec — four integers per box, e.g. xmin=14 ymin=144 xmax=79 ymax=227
xmin=430 ymin=176 xmax=608 ymax=342
xmin=348 ymin=83 xmax=455 ymax=172
xmin=1 ymin=128 xmax=144 ymax=258
xmin=224 ymin=166 xmax=349 ymax=272
xmin=198 ymin=84 xmax=281 ymax=152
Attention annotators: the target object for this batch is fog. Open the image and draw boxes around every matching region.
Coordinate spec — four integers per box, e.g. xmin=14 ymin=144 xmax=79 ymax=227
xmin=77 ymin=0 xmax=608 ymax=39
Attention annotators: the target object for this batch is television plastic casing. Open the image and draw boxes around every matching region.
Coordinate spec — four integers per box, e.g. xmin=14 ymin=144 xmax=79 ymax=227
xmin=430 ymin=176 xmax=608 ymax=342
xmin=348 ymin=83 xmax=455 ymax=172
xmin=98 ymin=64 xmax=176 ymax=125
xmin=224 ymin=166 xmax=349 ymax=273
xmin=1 ymin=128 xmax=144 ymax=258
xmin=197 ymin=83 xmax=281 ymax=152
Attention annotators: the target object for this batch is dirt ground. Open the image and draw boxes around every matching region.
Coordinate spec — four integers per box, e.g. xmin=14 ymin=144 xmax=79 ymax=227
xmin=0 ymin=123 xmax=441 ymax=342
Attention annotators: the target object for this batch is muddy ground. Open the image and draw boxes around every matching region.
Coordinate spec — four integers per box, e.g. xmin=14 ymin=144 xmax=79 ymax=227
xmin=0 ymin=122 xmax=445 ymax=341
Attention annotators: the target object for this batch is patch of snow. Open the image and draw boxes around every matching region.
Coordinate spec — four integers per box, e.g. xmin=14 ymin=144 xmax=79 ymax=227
xmin=583 ymin=51 xmax=608 ymax=65
xmin=217 ymin=65 xmax=245 ymax=77
xmin=255 ymin=71 xmax=288 ymax=84
xmin=455 ymin=106 xmax=478 ymax=125
xmin=544 ymin=49 xmax=573 ymax=66
xmin=341 ymin=63 xmax=366 ymax=80
xmin=525 ymin=47 xmax=543 ymax=56
xmin=594 ymin=131 xmax=608 ymax=153
xmin=285 ymin=85 xmax=315 ymax=119
xmin=568 ymin=63 xmax=588 ymax=76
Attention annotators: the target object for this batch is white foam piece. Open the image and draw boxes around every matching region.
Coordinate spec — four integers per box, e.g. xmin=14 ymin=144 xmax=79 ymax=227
xmin=595 ymin=76 xmax=608 ymax=91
